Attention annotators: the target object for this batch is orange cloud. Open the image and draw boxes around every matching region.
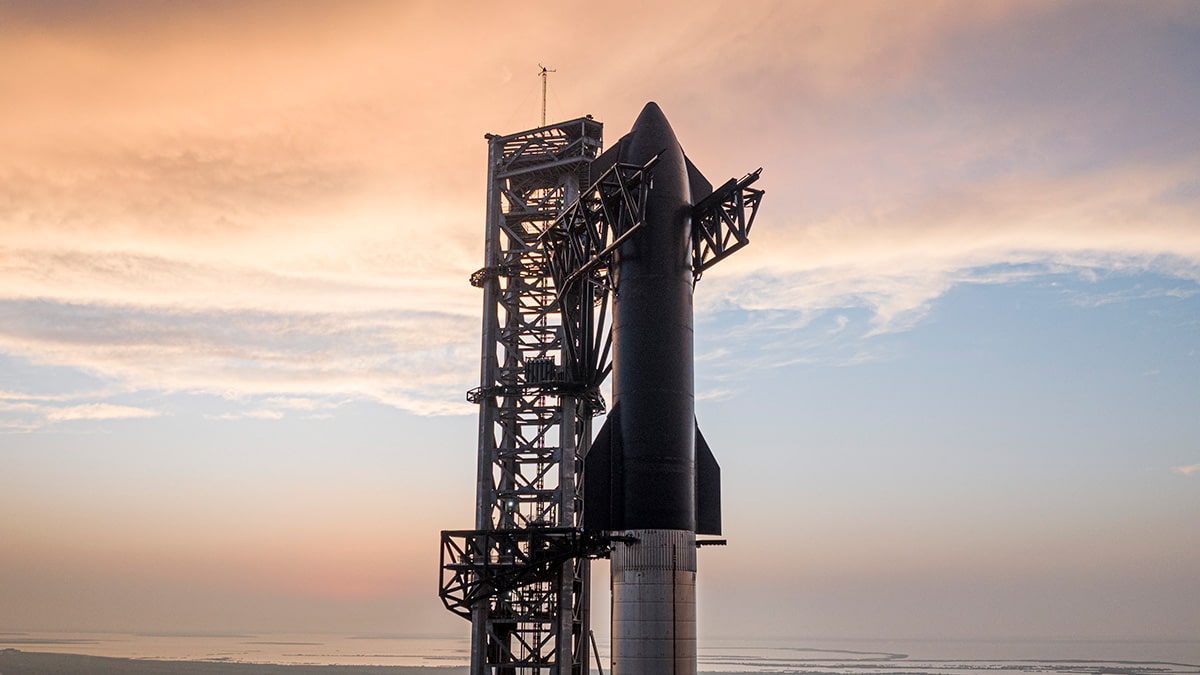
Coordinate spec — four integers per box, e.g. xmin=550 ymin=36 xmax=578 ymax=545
xmin=2 ymin=0 xmax=1197 ymax=419
xmin=701 ymin=161 xmax=1200 ymax=333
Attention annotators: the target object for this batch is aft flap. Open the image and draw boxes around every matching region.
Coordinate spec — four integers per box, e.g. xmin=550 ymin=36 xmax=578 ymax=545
xmin=685 ymin=154 xmax=713 ymax=204
xmin=695 ymin=423 xmax=722 ymax=536
xmin=582 ymin=404 xmax=621 ymax=531
xmin=589 ymin=137 xmax=627 ymax=187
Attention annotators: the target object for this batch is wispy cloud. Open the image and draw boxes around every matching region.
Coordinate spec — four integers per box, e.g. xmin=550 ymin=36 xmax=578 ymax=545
xmin=0 ymin=389 xmax=123 ymax=403
xmin=696 ymin=388 xmax=736 ymax=403
xmin=261 ymin=396 xmax=346 ymax=412
xmin=0 ymin=302 xmax=478 ymax=417
xmin=207 ymin=410 xmax=285 ymax=421
xmin=0 ymin=396 xmax=159 ymax=430
xmin=1172 ymin=464 xmax=1200 ymax=476
xmin=1063 ymin=284 xmax=1200 ymax=309
xmin=43 ymin=403 xmax=160 ymax=422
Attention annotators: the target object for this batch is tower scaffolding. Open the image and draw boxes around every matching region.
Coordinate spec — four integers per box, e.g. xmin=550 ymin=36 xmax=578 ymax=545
xmin=452 ymin=116 xmax=603 ymax=675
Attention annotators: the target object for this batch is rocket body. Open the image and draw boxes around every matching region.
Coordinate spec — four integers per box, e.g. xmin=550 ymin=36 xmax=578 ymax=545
xmin=584 ymin=103 xmax=720 ymax=675
xmin=611 ymin=103 xmax=698 ymax=532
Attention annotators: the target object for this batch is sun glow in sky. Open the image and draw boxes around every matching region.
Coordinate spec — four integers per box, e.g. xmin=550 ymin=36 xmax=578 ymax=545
xmin=2 ymin=0 xmax=1198 ymax=641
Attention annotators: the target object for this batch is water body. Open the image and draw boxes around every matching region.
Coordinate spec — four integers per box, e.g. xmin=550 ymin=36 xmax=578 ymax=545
xmin=0 ymin=633 xmax=466 ymax=667
xmin=0 ymin=632 xmax=1196 ymax=673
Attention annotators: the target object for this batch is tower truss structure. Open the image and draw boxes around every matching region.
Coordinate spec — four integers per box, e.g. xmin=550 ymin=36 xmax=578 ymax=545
xmin=453 ymin=117 xmax=604 ymax=675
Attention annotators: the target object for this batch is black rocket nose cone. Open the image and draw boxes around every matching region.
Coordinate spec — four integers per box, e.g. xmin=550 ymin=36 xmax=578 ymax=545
xmin=633 ymin=101 xmax=668 ymax=130
xmin=628 ymin=101 xmax=680 ymax=163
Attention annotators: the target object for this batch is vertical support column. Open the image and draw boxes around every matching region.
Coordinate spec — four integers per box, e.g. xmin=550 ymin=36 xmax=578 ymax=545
xmin=556 ymin=168 xmax=587 ymax=675
xmin=567 ymin=417 xmax=593 ymax=675
xmin=557 ymin=394 xmax=578 ymax=675
xmin=475 ymin=135 xmax=502 ymax=533
xmin=472 ymin=135 xmax=503 ymax=675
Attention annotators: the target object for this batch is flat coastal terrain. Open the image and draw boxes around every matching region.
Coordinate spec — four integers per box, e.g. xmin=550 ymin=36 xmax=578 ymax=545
xmin=0 ymin=650 xmax=470 ymax=675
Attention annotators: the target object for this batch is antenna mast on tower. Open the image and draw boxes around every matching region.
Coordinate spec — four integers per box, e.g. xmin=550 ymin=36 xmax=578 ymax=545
xmin=539 ymin=64 xmax=556 ymax=126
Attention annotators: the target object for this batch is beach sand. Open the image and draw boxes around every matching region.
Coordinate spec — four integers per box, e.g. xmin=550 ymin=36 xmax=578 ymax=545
xmin=0 ymin=650 xmax=471 ymax=675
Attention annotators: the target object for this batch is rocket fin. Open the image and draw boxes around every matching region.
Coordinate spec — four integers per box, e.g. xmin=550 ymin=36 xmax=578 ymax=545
xmin=583 ymin=404 xmax=622 ymax=531
xmin=695 ymin=423 xmax=722 ymax=535
xmin=589 ymin=137 xmax=627 ymax=186
xmin=685 ymin=154 xmax=713 ymax=204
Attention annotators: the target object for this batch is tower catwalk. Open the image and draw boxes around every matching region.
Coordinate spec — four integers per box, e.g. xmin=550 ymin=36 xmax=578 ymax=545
xmin=440 ymin=105 xmax=763 ymax=675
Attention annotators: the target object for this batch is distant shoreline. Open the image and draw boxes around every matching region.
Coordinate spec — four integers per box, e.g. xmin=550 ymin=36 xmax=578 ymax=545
xmin=5 ymin=645 xmax=1198 ymax=675
xmin=0 ymin=649 xmax=471 ymax=675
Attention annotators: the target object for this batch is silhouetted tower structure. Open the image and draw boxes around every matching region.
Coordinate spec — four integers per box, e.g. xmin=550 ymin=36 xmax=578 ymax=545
xmin=440 ymin=105 xmax=762 ymax=675
xmin=452 ymin=116 xmax=604 ymax=675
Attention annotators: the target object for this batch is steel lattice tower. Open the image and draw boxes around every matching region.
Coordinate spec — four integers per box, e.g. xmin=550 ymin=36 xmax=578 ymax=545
xmin=462 ymin=117 xmax=603 ymax=675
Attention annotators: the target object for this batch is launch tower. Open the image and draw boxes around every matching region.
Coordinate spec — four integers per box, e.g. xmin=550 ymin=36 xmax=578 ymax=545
xmin=439 ymin=106 xmax=762 ymax=675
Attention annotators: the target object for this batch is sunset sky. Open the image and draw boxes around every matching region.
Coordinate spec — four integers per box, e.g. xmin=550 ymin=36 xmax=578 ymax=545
xmin=2 ymin=0 xmax=1198 ymax=642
